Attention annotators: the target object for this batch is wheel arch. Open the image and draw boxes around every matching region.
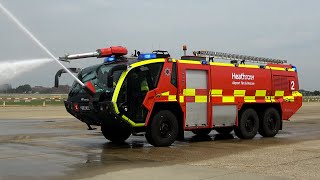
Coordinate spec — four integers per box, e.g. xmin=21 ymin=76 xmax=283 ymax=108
xmin=148 ymin=102 xmax=184 ymax=138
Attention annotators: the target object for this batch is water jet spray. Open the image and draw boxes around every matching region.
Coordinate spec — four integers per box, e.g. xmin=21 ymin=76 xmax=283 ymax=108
xmin=0 ymin=2 xmax=95 ymax=94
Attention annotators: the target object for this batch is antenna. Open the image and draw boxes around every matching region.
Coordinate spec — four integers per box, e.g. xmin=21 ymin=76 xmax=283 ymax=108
xmin=193 ymin=50 xmax=287 ymax=64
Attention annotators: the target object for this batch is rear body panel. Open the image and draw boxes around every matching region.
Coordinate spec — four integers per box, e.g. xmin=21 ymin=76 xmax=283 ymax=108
xmin=172 ymin=59 xmax=302 ymax=130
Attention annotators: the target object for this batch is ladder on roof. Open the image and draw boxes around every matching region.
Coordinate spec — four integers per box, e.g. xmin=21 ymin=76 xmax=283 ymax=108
xmin=193 ymin=50 xmax=287 ymax=64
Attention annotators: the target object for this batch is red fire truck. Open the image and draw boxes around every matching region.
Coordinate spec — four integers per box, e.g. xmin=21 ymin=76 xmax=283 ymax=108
xmin=56 ymin=46 xmax=302 ymax=147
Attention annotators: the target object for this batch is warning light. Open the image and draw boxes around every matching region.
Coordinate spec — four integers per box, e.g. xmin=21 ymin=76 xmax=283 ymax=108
xmin=292 ymin=65 xmax=297 ymax=72
xmin=201 ymin=60 xmax=208 ymax=65
xmin=183 ymin=45 xmax=187 ymax=51
xmin=104 ymin=57 xmax=115 ymax=63
xmin=138 ymin=53 xmax=157 ymax=60
xmin=73 ymin=103 xmax=79 ymax=112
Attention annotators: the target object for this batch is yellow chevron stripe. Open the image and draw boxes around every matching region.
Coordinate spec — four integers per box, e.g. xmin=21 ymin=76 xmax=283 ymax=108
xmin=168 ymin=95 xmax=177 ymax=101
xmin=183 ymin=89 xmax=196 ymax=96
xmin=195 ymin=96 xmax=207 ymax=103
xmin=179 ymin=96 xmax=184 ymax=103
xmin=244 ymin=96 xmax=256 ymax=102
xmin=211 ymin=89 xmax=223 ymax=96
xmin=275 ymin=90 xmax=284 ymax=97
xmin=223 ymin=96 xmax=235 ymax=103
xmin=234 ymin=90 xmax=246 ymax=97
xmin=161 ymin=91 xmax=170 ymax=96
xmin=255 ymin=90 xmax=267 ymax=96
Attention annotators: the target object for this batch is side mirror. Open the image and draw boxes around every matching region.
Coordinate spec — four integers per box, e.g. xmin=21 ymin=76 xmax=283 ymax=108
xmin=107 ymin=64 xmax=127 ymax=88
xmin=54 ymin=68 xmax=81 ymax=87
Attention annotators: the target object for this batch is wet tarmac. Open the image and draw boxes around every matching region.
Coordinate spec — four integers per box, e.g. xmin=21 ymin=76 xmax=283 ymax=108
xmin=0 ymin=103 xmax=320 ymax=180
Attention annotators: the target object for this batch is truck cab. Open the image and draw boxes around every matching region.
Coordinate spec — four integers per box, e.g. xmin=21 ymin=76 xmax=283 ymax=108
xmin=60 ymin=48 xmax=174 ymax=145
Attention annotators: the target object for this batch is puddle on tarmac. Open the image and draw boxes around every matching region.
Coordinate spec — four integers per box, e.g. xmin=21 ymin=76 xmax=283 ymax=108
xmin=0 ymin=143 xmax=82 ymax=179
xmin=0 ymin=119 xmax=318 ymax=180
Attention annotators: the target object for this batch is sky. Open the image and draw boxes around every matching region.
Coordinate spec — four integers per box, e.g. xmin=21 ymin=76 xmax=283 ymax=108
xmin=0 ymin=0 xmax=319 ymax=90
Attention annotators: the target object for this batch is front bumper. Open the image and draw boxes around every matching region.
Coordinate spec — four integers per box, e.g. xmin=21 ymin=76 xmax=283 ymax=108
xmin=64 ymin=101 xmax=123 ymax=126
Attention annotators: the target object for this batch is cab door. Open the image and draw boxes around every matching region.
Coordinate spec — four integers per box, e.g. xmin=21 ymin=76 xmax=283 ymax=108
xmin=116 ymin=63 xmax=163 ymax=123
xmin=177 ymin=62 xmax=211 ymax=129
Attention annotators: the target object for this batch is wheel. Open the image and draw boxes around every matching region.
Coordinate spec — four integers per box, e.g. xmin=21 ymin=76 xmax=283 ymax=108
xmin=215 ymin=127 xmax=233 ymax=135
xmin=101 ymin=123 xmax=131 ymax=143
xmin=234 ymin=108 xmax=259 ymax=139
xmin=259 ymin=107 xmax=281 ymax=137
xmin=145 ymin=110 xmax=178 ymax=147
xmin=192 ymin=129 xmax=212 ymax=136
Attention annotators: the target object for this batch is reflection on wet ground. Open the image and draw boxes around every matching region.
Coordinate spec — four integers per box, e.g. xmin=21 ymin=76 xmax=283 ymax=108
xmin=0 ymin=104 xmax=320 ymax=180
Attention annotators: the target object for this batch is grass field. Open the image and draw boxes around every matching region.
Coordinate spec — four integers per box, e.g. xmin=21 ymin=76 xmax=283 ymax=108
xmin=0 ymin=94 xmax=67 ymax=106
xmin=303 ymin=96 xmax=320 ymax=102
xmin=0 ymin=93 xmax=67 ymax=98
xmin=0 ymin=94 xmax=319 ymax=106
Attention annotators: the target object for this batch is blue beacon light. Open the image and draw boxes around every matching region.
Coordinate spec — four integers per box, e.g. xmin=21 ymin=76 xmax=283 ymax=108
xmin=292 ymin=65 xmax=297 ymax=72
xmin=104 ymin=57 xmax=115 ymax=63
xmin=138 ymin=53 xmax=157 ymax=60
xmin=201 ymin=60 xmax=208 ymax=65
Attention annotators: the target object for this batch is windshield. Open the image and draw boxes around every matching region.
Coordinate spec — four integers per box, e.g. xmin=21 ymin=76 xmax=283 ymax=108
xmin=69 ymin=63 xmax=124 ymax=97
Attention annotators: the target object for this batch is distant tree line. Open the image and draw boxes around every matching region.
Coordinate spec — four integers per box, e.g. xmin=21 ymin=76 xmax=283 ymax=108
xmin=0 ymin=84 xmax=70 ymax=94
xmin=299 ymin=89 xmax=320 ymax=96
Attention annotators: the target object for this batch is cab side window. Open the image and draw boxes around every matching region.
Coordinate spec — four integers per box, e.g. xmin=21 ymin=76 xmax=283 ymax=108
xmin=144 ymin=63 xmax=163 ymax=89
xmin=171 ymin=62 xmax=177 ymax=87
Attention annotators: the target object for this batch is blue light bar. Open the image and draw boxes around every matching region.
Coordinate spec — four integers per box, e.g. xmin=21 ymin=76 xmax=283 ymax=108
xmin=292 ymin=65 xmax=297 ymax=72
xmin=104 ymin=57 xmax=115 ymax=63
xmin=201 ymin=60 xmax=208 ymax=65
xmin=138 ymin=53 xmax=157 ymax=60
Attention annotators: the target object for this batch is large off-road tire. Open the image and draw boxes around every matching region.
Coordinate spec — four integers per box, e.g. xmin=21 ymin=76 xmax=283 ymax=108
xmin=145 ymin=110 xmax=178 ymax=147
xmin=234 ymin=108 xmax=259 ymax=139
xmin=215 ymin=127 xmax=233 ymax=135
xmin=101 ymin=123 xmax=131 ymax=143
xmin=258 ymin=107 xmax=281 ymax=137
xmin=192 ymin=129 xmax=212 ymax=136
